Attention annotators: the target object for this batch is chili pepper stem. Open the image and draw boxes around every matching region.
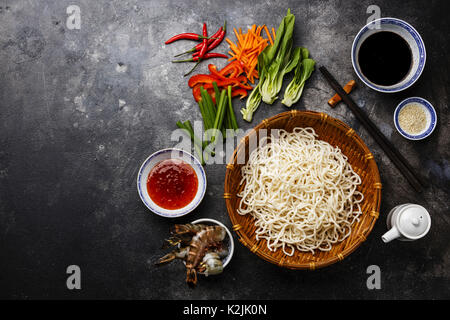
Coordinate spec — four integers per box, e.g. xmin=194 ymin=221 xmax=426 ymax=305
xmin=172 ymin=58 xmax=195 ymax=63
xmin=184 ymin=60 xmax=201 ymax=77
xmin=174 ymin=48 xmax=196 ymax=57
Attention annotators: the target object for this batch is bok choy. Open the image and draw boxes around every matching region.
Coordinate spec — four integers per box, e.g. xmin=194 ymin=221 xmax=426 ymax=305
xmin=241 ymin=9 xmax=296 ymax=122
xmin=259 ymin=10 xmax=299 ymax=105
xmin=281 ymin=48 xmax=315 ymax=107
xmin=260 ymin=46 xmax=301 ymax=104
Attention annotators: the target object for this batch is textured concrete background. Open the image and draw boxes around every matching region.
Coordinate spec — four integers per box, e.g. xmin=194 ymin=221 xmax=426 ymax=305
xmin=0 ymin=0 xmax=448 ymax=299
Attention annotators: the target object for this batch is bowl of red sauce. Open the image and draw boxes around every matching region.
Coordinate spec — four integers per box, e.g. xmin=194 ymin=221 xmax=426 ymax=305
xmin=137 ymin=148 xmax=206 ymax=218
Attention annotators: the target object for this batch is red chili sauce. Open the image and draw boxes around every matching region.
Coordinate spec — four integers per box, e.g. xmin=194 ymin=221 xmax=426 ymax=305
xmin=147 ymin=159 xmax=198 ymax=210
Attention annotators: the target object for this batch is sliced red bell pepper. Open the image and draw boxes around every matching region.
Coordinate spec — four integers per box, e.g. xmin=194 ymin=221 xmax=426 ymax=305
xmin=231 ymin=88 xmax=248 ymax=99
xmin=188 ymin=74 xmax=221 ymax=88
xmin=192 ymin=83 xmax=216 ymax=101
xmin=190 ymin=60 xmax=253 ymax=102
xmin=219 ymin=61 xmax=243 ymax=78
xmin=207 ymin=64 xmax=228 ymax=80
xmin=235 ymin=76 xmax=253 ymax=90
xmin=192 ymin=84 xmax=202 ymax=102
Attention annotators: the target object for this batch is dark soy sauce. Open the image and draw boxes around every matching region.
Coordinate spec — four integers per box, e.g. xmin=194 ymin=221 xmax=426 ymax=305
xmin=358 ymin=31 xmax=412 ymax=86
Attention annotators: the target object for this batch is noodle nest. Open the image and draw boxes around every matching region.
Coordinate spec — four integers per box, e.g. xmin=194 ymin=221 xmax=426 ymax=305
xmin=237 ymin=127 xmax=363 ymax=255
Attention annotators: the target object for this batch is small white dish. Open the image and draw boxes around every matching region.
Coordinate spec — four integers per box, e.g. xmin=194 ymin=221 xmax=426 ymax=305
xmin=394 ymin=97 xmax=437 ymax=140
xmin=191 ymin=218 xmax=234 ymax=270
xmin=352 ymin=17 xmax=426 ymax=93
xmin=137 ymin=148 xmax=206 ymax=218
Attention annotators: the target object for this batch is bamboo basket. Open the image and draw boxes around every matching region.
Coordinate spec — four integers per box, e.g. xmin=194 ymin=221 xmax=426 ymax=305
xmin=224 ymin=110 xmax=382 ymax=270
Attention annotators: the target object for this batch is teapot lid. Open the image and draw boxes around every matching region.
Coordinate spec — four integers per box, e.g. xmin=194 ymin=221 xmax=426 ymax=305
xmin=397 ymin=204 xmax=431 ymax=239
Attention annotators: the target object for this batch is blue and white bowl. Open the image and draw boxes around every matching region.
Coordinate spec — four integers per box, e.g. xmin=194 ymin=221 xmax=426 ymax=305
xmin=137 ymin=148 xmax=207 ymax=218
xmin=352 ymin=18 xmax=426 ymax=93
xmin=394 ymin=97 xmax=437 ymax=140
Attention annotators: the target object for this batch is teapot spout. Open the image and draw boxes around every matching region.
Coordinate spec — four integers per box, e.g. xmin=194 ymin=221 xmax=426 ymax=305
xmin=382 ymin=227 xmax=401 ymax=243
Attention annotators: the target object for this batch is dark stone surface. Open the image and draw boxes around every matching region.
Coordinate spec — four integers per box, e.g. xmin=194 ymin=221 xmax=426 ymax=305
xmin=0 ymin=0 xmax=448 ymax=299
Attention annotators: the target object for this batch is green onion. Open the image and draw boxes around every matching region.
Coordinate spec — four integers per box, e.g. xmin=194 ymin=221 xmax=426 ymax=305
xmin=227 ymin=85 xmax=239 ymax=130
xmin=200 ymin=87 xmax=215 ymax=130
xmin=211 ymin=89 xmax=227 ymax=143
xmin=197 ymin=99 xmax=209 ymax=130
xmin=176 ymin=120 xmax=205 ymax=165
xmin=212 ymin=82 xmax=221 ymax=105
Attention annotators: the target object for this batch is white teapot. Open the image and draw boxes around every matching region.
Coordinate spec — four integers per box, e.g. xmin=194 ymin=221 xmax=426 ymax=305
xmin=382 ymin=204 xmax=431 ymax=243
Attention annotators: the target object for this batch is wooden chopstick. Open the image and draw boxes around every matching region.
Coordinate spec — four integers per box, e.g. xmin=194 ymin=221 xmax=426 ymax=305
xmin=319 ymin=66 xmax=427 ymax=193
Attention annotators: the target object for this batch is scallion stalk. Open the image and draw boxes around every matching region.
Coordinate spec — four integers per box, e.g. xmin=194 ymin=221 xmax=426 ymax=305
xmin=227 ymin=85 xmax=239 ymax=130
xmin=176 ymin=120 xmax=205 ymax=165
xmin=211 ymin=89 xmax=227 ymax=143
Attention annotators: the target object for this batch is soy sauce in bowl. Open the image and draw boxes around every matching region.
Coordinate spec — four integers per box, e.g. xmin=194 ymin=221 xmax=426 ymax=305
xmin=358 ymin=31 xmax=412 ymax=86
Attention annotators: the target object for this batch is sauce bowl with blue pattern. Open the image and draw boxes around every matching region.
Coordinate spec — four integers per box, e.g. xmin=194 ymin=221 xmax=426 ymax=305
xmin=352 ymin=18 xmax=426 ymax=93
xmin=137 ymin=148 xmax=207 ymax=218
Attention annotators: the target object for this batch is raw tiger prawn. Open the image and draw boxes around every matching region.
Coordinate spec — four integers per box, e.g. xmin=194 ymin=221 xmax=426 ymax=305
xmin=155 ymin=224 xmax=228 ymax=286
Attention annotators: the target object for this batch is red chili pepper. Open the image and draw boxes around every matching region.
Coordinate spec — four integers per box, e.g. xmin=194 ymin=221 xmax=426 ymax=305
xmin=174 ymin=21 xmax=226 ymax=57
xmin=198 ymin=23 xmax=208 ymax=59
xmin=165 ymin=33 xmax=211 ymax=44
xmin=204 ymin=21 xmax=226 ymax=53
xmin=173 ymin=52 xmax=228 ymax=63
xmin=180 ymin=23 xmax=209 ymax=77
xmin=174 ymin=27 xmax=223 ymax=57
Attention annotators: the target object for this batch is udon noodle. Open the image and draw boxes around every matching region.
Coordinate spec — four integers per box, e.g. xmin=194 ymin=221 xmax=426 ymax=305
xmin=237 ymin=127 xmax=363 ymax=255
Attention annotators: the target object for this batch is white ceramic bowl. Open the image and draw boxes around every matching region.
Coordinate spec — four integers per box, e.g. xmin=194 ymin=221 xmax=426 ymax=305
xmin=191 ymin=218 xmax=234 ymax=270
xmin=352 ymin=17 xmax=426 ymax=93
xmin=137 ymin=148 xmax=206 ymax=218
xmin=394 ymin=97 xmax=437 ymax=140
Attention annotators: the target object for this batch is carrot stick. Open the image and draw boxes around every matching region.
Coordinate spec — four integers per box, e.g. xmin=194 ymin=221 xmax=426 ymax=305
xmin=226 ymin=24 xmax=272 ymax=82
xmin=264 ymin=25 xmax=273 ymax=46
xmin=233 ymin=28 xmax=241 ymax=43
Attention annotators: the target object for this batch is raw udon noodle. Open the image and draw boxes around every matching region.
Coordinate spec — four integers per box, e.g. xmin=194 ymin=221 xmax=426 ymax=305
xmin=237 ymin=127 xmax=363 ymax=255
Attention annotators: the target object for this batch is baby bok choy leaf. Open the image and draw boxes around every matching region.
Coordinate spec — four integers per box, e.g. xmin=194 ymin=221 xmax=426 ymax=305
xmin=260 ymin=45 xmax=301 ymax=104
xmin=259 ymin=9 xmax=298 ymax=105
xmin=241 ymin=47 xmax=268 ymax=122
xmin=240 ymin=9 xmax=295 ymax=122
xmin=241 ymin=79 xmax=262 ymax=122
xmin=282 ymin=48 xmax=315 ymax=107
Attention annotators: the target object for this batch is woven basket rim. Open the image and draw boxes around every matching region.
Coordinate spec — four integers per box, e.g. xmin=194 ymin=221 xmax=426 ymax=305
xmin=224 ymin=110 xmax=382 ymax=270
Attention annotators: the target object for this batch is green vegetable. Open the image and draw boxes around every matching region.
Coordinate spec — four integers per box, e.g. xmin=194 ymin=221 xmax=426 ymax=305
xmin=240 ymin=9 xmax=299 ymax=121
xmin=282 ymin=48 xmax=315 ymax=107
xmin=200 ymin=87 xmax=216 ymax=130
xmin=259 ymin=9 xmax=299 ymax=104
xmin=227 ymin=85 xmax=239 ymax=130
xmin=241 ymin=78 xmax=262 ymax=122
xmin=179 ymin=85 xmax=240 ymax=162
xmin=176 ymin=120 xmax=206 ymax=165
xmin=211 ymin=89 xmax=227 ymax=143
xmin=197 ymin=99 xmax=209 ymax=130
xmin=260 ymin=46 xmax=300 ymax=104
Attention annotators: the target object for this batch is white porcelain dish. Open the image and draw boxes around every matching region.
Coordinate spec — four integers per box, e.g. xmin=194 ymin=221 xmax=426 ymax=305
xmin=394 ymin=97 xmax=437 ymax=140
xmin=351 ymin=17 xmax=426 ymax=93
xmin=137 ymin=148 xmax=206 ymax=218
